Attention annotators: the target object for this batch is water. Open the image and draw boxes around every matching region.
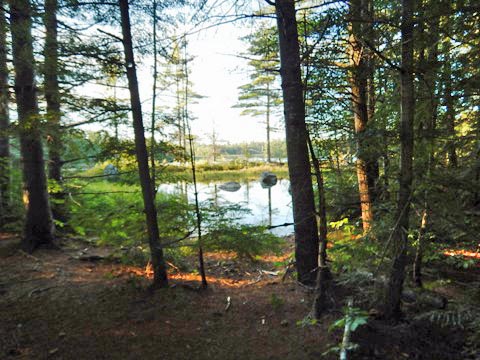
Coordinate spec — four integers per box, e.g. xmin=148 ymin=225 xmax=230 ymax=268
xmin=157 ymin=179 xmax=294 ymax=236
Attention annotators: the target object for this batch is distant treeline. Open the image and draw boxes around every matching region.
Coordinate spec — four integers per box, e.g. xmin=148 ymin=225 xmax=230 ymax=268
xmin=194 ymin=139 xmax=287 ymax=161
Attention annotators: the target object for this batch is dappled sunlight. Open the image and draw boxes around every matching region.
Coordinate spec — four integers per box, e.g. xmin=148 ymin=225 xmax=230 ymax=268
xmin=203 ymin=251 xmax=238 ymax=261
xmin=444 ymin=248 xmax=480 ymax=260
xmin=113 ymin=263 xmax=272 ymax=288
xmin=169 ymin=273 xmax=256 ymax=287
xmin=261 ymin=253 xmax=291 ymax=263
xmin=327 ymin=230 xmax=361 ymax=242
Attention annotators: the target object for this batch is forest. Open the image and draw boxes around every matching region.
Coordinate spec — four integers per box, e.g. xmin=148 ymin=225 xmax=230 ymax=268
xmin=0 ymin=0 xmax=479 ymax=359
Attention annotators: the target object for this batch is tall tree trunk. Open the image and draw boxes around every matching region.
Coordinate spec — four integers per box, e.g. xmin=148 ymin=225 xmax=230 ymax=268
xmin=44 ymin=0 xmax=67 ymax=225
xmin=184 ymin=38 xmax=207 ymax=288
xmin=308 ymin=133 xmax=331 ymax=318
xmin=364 ymin=0 xmax=379 ymax=203
xmin=0 ymin=0 xmax=10 ymax=224
xmin=413 ymin=2 xmax=439 ymax=287
xmin=274 ymin=0 xmax=319 ymax=285
xmin=150 ymin=0 xmax=158 ymax=195
xmin=348 ymin=0 xmax=374 ymax=233
xmin=119 ymin=0 xmax=168 ymax=288
xmin=384 ymin=0 xmax=415 ymax=320
xmin=10 ymin=0 xmax=55 ymax=251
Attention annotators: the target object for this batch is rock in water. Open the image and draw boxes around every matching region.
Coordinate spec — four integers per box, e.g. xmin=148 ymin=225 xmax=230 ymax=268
xmin=260 ymin=171 xmax=277 ymax=188
xmin=218 ymin=181 xmax=241 ymax=192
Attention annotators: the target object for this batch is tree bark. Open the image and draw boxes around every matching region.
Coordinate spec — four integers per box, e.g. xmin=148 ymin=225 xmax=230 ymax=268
xmin=348 ymin=0 xmax=374 ymax=233
xmin=364 ymin=0 xmax=379 ymax=203
xmin=274 ymin=0 xmax=319 ymax=285
xmin=308 ymin=133 xmax=331 ymax=318
xmin=150 ymin=0 xmax=158 ymax=196
xmin=384 ymin=0 xmax=415 ymax=321
xmin=0 ymin=0 xmax=10 ymax=224
xmin=10 ymin=0 xmax=55 ymax=251
xmin=44 ymin=0 xmax=67 ymax=225
xmin=119 ymin=0 xmax=168 ymax=288
xmin=413 ymin=2 xmax=439 ymax=288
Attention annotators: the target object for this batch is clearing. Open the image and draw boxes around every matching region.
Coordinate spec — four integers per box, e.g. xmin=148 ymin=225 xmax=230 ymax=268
xmin=0 ymin=234 xmax=477 ymax=359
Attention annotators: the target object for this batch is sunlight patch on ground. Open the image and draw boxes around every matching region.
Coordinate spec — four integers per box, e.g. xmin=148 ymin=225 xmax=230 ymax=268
xmin=114 ymin=264 xmax=271 ymax=288
xmin=444 ymin=248 xmax=480 ymax=259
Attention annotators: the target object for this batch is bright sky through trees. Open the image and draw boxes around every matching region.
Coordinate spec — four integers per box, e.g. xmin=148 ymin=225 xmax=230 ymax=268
xmin=188 ymin=22 xmax=277 ymax=144
xmin=74 ymin=1 xmax=283 ymax=145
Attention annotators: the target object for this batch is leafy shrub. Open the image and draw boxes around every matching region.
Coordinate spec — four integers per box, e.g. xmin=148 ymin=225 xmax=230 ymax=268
xmin=203 ymin=224 xmax=283 ymax=259
xmin=69 ymin=181 xmax=193 ymax=247
xmin=200 ymin=200 xmax=283 ymax=258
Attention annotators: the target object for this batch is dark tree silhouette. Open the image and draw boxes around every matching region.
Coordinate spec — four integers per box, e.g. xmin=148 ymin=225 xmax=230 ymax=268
xmin=119 ymin=0 xmax=168 ymax=288
xmin=10 ymin=0 xmax=55 ymax=251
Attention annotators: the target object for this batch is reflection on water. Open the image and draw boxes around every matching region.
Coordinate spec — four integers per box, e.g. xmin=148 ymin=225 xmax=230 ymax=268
xmin=157 ymin=179 xmax=294 ymax=236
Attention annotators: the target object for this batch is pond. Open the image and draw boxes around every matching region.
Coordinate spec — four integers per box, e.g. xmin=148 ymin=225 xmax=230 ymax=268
xmin=157 ymin=179 xmax=294 ymax=236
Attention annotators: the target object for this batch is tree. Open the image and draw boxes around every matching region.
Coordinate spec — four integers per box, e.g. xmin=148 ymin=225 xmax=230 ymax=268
xmin=269 ymin=0 xmax=319 ymax=285
xmin=119 ymin=0 xmax=168 ymax=288
xmin=0 ymin=0 xmax=9 ymax=224
xmin=236 ymin=24 xmax=281 ymax=163
xmin=44 ymin=0 xmax=67 ymax=225
xmin=10 ymin=0 xmax=55 ymax=251
xmin=384 ymin=0 xmax=415 ymax=320
xmin=347 ymin=0 xmax=375 ymax=233
xmin=412 ymin=0 xmax=441 ymax=287
xmin=157 ymin=34 xmax=201 ymax=160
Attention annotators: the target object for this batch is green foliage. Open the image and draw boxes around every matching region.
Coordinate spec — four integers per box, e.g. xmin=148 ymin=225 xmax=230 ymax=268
xmin=444 ymin=254 xmax=478 ymax=269
xmin=202 ymin=223 xmax=283 ymax=259
xmin=330 ymin=217 xmax=355 ymax=234
xmin=323 ymin=168 xmax=363 ymax=222
xmin=69 ymin=181 xmax=192 ymax=247
xmin=67 ymin=178 xmax=282 ymax=263
xmin=328 ymin=219 xmax=380 ymax=273
xmin=323 ymin=302 xmax=368 ymax=357
xmin=0 ymin=161 xmax=24 ymax=232
xmin=296 ymin=316 xmax=318 ymax=328
xmin=199 ymin=200 xmax=284 ymax=258
xmin=195 ymin=140 xmax=287 ymax=162
xmin=328 ymin=306 xmax=368 ymax=333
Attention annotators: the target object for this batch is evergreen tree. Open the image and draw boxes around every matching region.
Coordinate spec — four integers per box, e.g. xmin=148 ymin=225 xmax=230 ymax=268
xmin=235 ymin=23 xmax=282 ymax=163
xmin=10 ymin=0 xmax=55 ymax=251
xmin=269 ymin=0 xmax=319 ymax=285
xmin=384 ymin=0 xmax=415 ymax=320
xmin=119 ymin=0 xmax=168 ymax=288
xmin=0 ymin=0 xmax=9 ymax=225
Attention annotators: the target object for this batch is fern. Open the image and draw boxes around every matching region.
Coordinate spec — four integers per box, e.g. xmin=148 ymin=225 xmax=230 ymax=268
xmin=414 ymin=306 xmax=477 ymax=329
xmin=337 ymin=270 xmax=375 ymax=287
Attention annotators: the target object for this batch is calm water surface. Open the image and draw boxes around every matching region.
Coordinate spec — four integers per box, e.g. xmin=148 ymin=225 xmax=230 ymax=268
xmin=157 ymin=179 xmax=294 ymax=236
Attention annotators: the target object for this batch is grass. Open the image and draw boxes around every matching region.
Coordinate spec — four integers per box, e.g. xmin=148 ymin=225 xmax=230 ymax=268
xmin=163 ymin=162 xmax=289 ymax=182
xmin=74 ymin=160 xmax=290 ymax=183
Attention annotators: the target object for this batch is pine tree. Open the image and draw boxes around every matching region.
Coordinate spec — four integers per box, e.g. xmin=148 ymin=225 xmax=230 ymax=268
xmin=10 ymin=0 xmax=55 ymax=251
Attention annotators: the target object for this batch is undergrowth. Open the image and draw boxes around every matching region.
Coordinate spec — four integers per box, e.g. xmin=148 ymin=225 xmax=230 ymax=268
xmin=68 ymin=181 xmax=283 ymax=264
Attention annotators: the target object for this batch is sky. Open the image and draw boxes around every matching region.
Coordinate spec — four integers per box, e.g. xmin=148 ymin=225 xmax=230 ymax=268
xmin=182 ymin=1 xmax=285 ymax=145
xmin=187 ymin=20 xmax=281 ymax=144
xmin=77 ymin=2 xmax=285 ymax=145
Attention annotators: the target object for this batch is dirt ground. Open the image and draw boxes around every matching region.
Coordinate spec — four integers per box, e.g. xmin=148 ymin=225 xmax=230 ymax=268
xmin=0 ymin=234 xmax=477 ymax=360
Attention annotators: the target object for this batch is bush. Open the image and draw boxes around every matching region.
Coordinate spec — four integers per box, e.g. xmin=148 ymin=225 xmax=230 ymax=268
xmin=202 ymin=224 xmax=283 ymax=259
xmin=69 ymin=181 xmax=192 ymax=247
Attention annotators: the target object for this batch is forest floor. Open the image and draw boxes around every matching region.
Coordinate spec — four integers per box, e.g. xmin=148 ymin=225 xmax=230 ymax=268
xmin=0 ymin=233 xmax=478 ymax=360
